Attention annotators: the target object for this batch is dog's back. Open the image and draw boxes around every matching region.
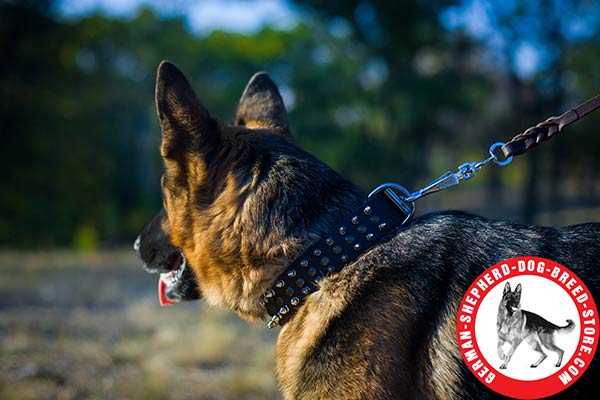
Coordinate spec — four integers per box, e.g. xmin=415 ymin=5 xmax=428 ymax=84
xmin=277 ymin=212 xmax=600 ymax=399
xmin=522 ymin=310 xmax=575 ymax=334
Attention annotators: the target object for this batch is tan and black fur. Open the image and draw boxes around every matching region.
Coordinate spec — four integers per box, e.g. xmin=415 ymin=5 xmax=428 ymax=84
xmin=136 ymin=61 xmax=600 ymax=399
xmin=497 ymin=282 xmax=576 ymax=370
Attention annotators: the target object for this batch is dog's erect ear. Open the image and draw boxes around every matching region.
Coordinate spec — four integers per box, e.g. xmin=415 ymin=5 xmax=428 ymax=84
xmin=503 ymin=282 xmax=511 ymax=295
xmin=514 ymin=283 xmax=522 ymax=301
xmin=155 ymin=61 xmax=217 ymax=159
xmin=234 ymin=72 xmax=289 ymax=133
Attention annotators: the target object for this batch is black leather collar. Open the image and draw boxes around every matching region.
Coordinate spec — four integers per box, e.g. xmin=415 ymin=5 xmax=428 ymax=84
xmin=264 ymin=185 xmax=414 ymax=328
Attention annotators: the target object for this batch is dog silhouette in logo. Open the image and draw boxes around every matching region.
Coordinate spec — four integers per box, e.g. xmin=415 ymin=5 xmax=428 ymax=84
xmin=497 ymin=282 xmax=575 ymax=369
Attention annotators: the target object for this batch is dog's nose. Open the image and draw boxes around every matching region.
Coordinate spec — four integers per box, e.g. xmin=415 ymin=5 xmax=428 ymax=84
xmin=133 ymin=235 xmax=141 ymax=252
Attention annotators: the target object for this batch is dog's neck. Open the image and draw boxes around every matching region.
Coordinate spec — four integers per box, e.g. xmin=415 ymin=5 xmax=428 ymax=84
xmin=498 ymin=302 xmax=520 ymax=320
xmin=506 ymin=304 xmax=520 ymax=315
xmin=262 ymin=187 xmax=414 ymax=328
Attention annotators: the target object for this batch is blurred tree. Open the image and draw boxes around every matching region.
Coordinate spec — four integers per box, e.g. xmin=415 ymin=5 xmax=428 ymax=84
xmin=291 ymin=0 xmax=491 ymax=190
xmin=0 ymin=1 xmax=363 ymax=247
xmin=441 ymin=0 xmax=600 ymax=223
xmin=296 ymin=0 xmax=600 ymax=224
xmin=1 ymin=0 xmax=599 ymax=248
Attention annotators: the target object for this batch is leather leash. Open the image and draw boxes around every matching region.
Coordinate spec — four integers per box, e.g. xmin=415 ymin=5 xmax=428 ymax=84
xmin=502 ymin=95 xmax=600 ymax=157
xmin=264 ymin=94 xmax=600 ymax=329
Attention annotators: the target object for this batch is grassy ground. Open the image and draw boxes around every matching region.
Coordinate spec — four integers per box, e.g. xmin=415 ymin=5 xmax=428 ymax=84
xmin=0 ymin=250 xmax=279 ymax=400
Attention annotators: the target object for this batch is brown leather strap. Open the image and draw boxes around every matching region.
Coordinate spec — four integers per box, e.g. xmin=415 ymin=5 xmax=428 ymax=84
xmin=501 ymin=95 xmax=600 ymax=158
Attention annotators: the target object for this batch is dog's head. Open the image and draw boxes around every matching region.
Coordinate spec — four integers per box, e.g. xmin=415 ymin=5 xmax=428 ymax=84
xmin=135 ymin=209 xmax=200 ymax=305
xmin=138 ymin=61 xmax=363 ymax=321
xmin=501 ymin=282 xmax=522 ymax=312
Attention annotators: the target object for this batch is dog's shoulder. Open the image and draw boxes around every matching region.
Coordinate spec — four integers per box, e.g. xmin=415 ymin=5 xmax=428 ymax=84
xmin=376 ymin=210 xmax=600 ymax=268
xmin=281 ymin=211 xmax=600 ymax=398
xmin=364 ymin=210 xmax=499 ymax=271
xmin=348 ymin=210 xmax=600 ymax=329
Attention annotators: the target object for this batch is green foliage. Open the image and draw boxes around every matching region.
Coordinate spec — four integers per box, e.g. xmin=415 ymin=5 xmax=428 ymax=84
xmin=1 ymin=1 xmax=599 ymax=247
xmin=72 ymin=224 xmax=99 ymax=250
xmin=0 ymin=4 xmax=308 ymax=247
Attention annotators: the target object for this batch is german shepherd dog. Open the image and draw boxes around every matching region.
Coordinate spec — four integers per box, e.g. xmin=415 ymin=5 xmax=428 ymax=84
xmin=135 ymin=61 xmax=600 ymax=399
xmin=497 ymin=282 xmax=576 ymax=370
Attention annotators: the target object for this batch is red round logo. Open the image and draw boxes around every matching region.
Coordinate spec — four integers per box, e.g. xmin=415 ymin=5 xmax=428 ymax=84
xmin=456 ymin=256 xmax=598 ymax=399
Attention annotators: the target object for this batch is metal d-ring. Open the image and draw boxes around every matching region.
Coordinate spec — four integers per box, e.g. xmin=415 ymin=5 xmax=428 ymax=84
xmin=368 ymin=183 xmax=415 ymax=225
xmin=489 ymin=142 xmax=513 ymax=166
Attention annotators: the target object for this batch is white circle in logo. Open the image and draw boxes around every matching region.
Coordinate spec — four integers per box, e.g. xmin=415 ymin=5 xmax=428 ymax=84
xmin=475 ymin=275 xmax=580 ymax=381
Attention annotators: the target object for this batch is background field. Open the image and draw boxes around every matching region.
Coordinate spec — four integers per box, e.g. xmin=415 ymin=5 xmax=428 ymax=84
xmin=0 ymin=251 xmax=279 ymax=399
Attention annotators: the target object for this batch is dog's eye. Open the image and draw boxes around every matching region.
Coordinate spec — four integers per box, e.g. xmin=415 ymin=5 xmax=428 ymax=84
xmin=160 ymin=174 xmax=168 ymax=193
xmin=160 ymin=174 xmax=175 ymax=194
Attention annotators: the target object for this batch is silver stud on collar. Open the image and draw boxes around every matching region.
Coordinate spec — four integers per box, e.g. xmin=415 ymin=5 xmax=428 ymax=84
xmin=267 ymin=314 xmax=280 ymax=328
xmin=266 ymin=191 xmax=412 ymax=329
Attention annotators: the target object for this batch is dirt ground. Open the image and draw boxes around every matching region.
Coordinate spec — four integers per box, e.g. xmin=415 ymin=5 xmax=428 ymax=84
xmin=0 ymin=250 xmax=279 ymax=400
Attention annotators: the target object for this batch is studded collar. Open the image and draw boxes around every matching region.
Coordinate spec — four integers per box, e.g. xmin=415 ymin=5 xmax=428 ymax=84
xmin=263 ymin=184 xmax=414 ymax=328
